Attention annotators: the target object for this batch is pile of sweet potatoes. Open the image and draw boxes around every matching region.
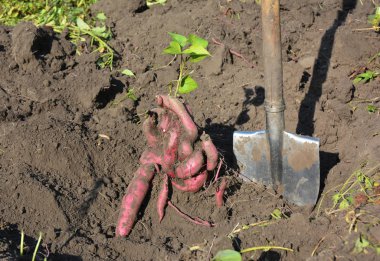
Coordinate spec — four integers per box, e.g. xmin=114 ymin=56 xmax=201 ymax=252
xmin=116 ymin=95 xmax=220 ymax=237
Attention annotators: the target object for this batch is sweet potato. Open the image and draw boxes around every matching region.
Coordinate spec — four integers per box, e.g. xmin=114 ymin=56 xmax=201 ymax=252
xmin=139 ymin=150 xmax=162 ymax=166
xmin=201 ymin=133 xmax=218 ymax=171
xmin=116 ymin=164 xmax=155 ymax=237
xmin=172 ymin=170 xmax=208 ymax=192
xmin=161 ymin=121 xmax=180 ymax=177
xmin=157 ymin=174 xmax=169 ymax=222
xmin=156 ymin=95 xmax=198 ymax=143
xmin=175 ymin=150 xmax=204 ymax=179
xmin=178 ymin=140 xmax=193 ymax=162
xmin=142 ymin=116 xmax=160 ymax=148
xmin=215 ymin=178 xmax=227 ymax=208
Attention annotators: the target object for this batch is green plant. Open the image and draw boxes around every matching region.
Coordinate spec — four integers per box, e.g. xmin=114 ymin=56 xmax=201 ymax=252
xmin=213 ymin=249 xmax=242 ymax=261
xmin=353 ymin=70 xmax=379 ymax=84
xmin=0 ymin=0 xmax=117 ymax=69
xmin=366 ymin=104 xmax=378 ymax=113
xmin=19 ymin=231 xmax=47 ymax=261
xmin=147 ymin=0 xmax=167 ymax=7
xmin=368 ymin=6 xmax=380 ymax=31
xmin=162 ymin=32 xmax=211 ymax=96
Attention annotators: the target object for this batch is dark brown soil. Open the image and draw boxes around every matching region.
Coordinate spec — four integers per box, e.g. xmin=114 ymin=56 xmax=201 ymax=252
xmin=1 ymin=0 xmax=379 ymax=260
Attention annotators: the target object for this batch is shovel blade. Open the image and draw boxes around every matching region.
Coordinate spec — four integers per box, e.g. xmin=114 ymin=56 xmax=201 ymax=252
xmin=233 ymin=131 xmax=320 ymax=206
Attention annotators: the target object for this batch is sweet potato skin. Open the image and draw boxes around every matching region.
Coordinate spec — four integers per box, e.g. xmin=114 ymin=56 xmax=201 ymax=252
xmin=157 ymin=174 xmax=169 ymax=222
xmin=201 ymin=133 xmax=218 ymax=171
xmin=116 ymin=164 xmax=155 ymax=237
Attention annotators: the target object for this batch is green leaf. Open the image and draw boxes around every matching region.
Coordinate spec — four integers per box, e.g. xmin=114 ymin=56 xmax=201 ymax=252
xmin=189 ymin=54 xmax=210 ymax=63
xmin=179 ymin=75 xmax=198 ymax=94
xmin=121 ymin=69 xmax=135 ymax=77
xmin=367 ymin=104 xmax=378 ymax=113
xmin=76 ymin=17 xmax=90 ymax=30
xmin=168 ymin=32 xmax=188 ymax=47
xmin=213 ymin=249 xmax=242 ymax=261
xmin=339 ymin=198 xmax=350 ymax=210
xmin=96 ymin=12 xmax=107 ymax=21
xmin=354 ymin=235 xmax=370 ymax=253
xmin=92 ymin=26 xmax=106 ymax=35
xmin=271 ymin=208 xmax=282 ymax=220
xmin=188 ymin=34 xmax=208 ymax=48
xmin=163 ymin=41 xmax=182 ymax=55
xmin=332 ymin=193 xmax=341 ymax=204
xmin=183 ymin=44 xmax=210 ymax=56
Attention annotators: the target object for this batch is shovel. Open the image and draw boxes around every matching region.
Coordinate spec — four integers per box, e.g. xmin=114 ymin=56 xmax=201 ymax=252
xmin=233 ymin=0 xmax=320 ymax=206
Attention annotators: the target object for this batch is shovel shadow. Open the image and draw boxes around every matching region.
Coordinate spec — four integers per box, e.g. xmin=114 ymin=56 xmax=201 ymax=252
xmin=296 ymin=0 xmax=357 ymax=194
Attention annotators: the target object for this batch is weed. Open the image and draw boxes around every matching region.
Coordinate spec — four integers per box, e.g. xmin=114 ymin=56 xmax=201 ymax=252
xmin=353 ymin=70 xmax=379 ymax=84
xmin=213 ymin=246 xmax=293 ymax=261
xmin=121 ymin=69 xmax=136 ymax=77
xmin=162 ymin=32 xmax=211 ymax=96
xmin=366 ymin=104 xmax=378 ymax=113
xmin=368 ymin=6 xmax=380 ymax=32
xmin=270 ymin=208 xmax=288 ymax=220
xmin=0 ymin=0 xmax=117 ymax=69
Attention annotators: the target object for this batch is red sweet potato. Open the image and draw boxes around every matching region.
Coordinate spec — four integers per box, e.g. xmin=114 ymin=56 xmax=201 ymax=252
xmin=215 ymin=178 xmax=227 ymax=208
xmin=142 ymin=116 xmax=160 ymax=148
xmin=161 ymin=121 xmax=180 ymax=177
xmin=178 ymin=140 xmax=193 ymax=162
xmin=156 ymin=95 xmax=198 ymax=143
xmin=201 ymin=133 xmax=218 ymax=171
xmin=157 ymin=174 xmax=169 ymax=222
xmin=139 ymin=150 xmax=162 ymax=166
xmin=175 ymin=150 xmax=204 ymax=179
xmin=172 ymin=170 xmax=208 ymax=193
xmin=116 ymin=164 xmax=155 ymax=237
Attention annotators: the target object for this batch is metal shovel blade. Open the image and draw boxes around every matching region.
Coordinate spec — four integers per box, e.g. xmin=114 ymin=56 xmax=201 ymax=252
xmin=233 ymin=131 xmax=320 ymax=206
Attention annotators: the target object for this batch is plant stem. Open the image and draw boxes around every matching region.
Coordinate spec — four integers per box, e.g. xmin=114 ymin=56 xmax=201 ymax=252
xmin=174 ymin=55 xmax=185 ymax=97
xmin=32 ymin=232 xmax=43 ymax=261
xmin=240 ymin=246 xmax=293 ymax=253
xmin=20 ymin=230 xmax=24 ymax=256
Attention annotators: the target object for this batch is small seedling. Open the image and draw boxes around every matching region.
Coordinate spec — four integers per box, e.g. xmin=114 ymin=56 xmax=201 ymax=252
xmin=353 ymin=70 xmax=379 ymax=84
xmin=368 ymin=6 xmax=380 ymax=32
xmin=366 ymin=104 xmax=378 ymax=113
xmin=354 ymin=234 xmax=370 ymax=254
xmin=162 ymin=32 xmax=211 ymax=96
xmin=270 ymin=208 xmax=288 ymax=220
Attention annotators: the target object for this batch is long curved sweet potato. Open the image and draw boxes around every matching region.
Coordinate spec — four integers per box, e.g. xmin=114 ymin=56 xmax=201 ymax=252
xmin=157 ymin=174 xmax=169 ymax=222
xmin=116 ymin=164 xmax=155 ymax=237
xmin=175 ymin=150 xmax=204 ymax=179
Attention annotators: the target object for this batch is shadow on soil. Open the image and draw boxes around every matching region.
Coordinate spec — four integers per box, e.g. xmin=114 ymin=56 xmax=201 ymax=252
xmin=296 ymin=0 xmax=357 ymax=196
xmin=0 ymin=224 xmax=83 ymax=261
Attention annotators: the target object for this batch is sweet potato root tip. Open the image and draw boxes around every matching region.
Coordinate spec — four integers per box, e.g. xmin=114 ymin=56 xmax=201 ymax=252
xmin=201 ymin=133 xmax=218 ymax=171
xmin=156 ymin=95 xmax=198 ymax=143
xmin=175 ymin=150 xmax=204 ymax=179
xmin=139 ymin=150 xmax=162 ymax=166
xmin=168 ymin=201 xmax=214 ymax=227
xmin=143 ymin=116 xmax=160 ymax=148
xmin=178 ymin=140 xmax=193 ymax=161
xmin=172 ymin=170 xmax=208 ymax=193
xmin=157 ymin=174 xmax=169 ymax=222
xmin=215 ymin=178 xmax=227 ymax=208
xmin=116 ymin=164 xmax=155 ymax=237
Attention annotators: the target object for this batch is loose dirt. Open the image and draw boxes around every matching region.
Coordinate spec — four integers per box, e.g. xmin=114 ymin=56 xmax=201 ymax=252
xmin=1 ymin=0 xmax=379 ymax=260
